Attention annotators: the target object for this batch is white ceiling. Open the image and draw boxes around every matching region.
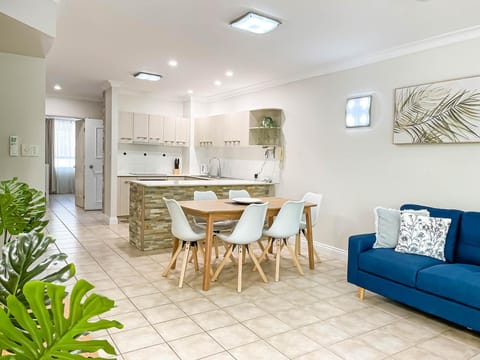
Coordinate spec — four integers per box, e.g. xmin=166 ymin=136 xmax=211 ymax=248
xmin=46 ymin=0 xmax=480 ymax=101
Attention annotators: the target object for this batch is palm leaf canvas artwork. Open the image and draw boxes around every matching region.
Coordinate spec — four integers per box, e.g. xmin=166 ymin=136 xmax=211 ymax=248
xmin=393 ymin=76 xmax=480 ymax=144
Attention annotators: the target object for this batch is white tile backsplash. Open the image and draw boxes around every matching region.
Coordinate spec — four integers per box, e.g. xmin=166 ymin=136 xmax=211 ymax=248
xmin=118 ymin=144 xmax=183 ymax=175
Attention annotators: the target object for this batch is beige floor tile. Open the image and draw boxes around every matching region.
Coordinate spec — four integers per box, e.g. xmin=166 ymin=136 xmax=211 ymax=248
xmin=223 ymin=302 xmax=268 ymax=321
xmin=293 ymin=347 xmax=343 ymax=360
xmin=442 ymin=328 xmax=480 ymax=350
xmin=326 ymin=294 xmax=369 ymax=312
xmin=121 ymin=283 xmax=159 ymax=298
xmin=267 ymin=330 xmax=320 ymax=358
xmin=328 ymin=338 xmax=387 ymax=360
xmin=209 ymin=323 xmax=259 ymax=349
xmin=392 ymin=346 xmax=444 ymax=360
xmin=304 ymin=301 xmax=346 ymax=320
xmin=417 ymin=335 xmax=478 ymax=359
xmin=176 ymin=297 xmax=219 ymax=315
xmin=106 ymin=311 xmax=149 ymax=334
xmin=326 ymin=312 xmax=380 ymax=336
xmin=255 ymin=296 xmax=295 ymax=312
xmin=228 ymin=340 xmax=289 ymax=360
xmin=299 ymin=321 xmax=350 ymax=345
xmin=357 ymin=328 xmax=414 ymax=355
xmin=106 ymin=298 xmax=137 ymax=316
xmin=110 ymin=325 xmax=164 ymax=353
xmin=154 ymin=317 xmax=204 ymax=342
xmin=274 ymin=307 xmax=320 ymax=328
xmin=243 ymin=314 xmax=291 ymax=338
xmin=200 ymin=352 xmax=235 ymax=360
xmin=142 ymin=303 xmax=186 ymax=324
xmin=191 ymin=309 xmax=238 ymax=331
xmin=169 ymin=333 xmax=224 ymax=360
xmin=130 ymin=292 xmax=171 ymax=309
xmin=207 ymin=292 xmax=247 ymax=308
xmin=382 ymin=318 xmax=441 ymax=343
xmin=122 ymin=343 xmax=179 ymax=360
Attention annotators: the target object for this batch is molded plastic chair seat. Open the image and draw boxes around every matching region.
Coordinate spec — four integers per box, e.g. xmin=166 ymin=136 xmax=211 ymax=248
xmin=212 ymin=203 xmax=268 ymax=292
xmin=162 ymin=197 xmax=208 ymax=288
xmin=260 ymin=200 xmax=305 ymax=281
xmin=295 ymin=192 xmax=323 ymax=262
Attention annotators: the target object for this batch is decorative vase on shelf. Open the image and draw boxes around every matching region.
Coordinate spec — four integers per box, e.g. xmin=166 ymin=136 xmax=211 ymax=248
xmin=261 ymin=116 xmax=275 ymax=128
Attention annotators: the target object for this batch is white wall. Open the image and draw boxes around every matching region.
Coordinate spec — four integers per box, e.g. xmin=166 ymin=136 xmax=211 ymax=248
xmin=0 ymin=52 xmax=46 ymax=191
xmin=46 ymin=96 xmax=103 ymax=119
xmin=205 ymin=38 xmax=480 ymax=251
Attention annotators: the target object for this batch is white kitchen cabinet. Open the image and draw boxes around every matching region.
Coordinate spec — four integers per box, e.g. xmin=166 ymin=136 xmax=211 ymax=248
xmin=148 ymin=114 xmax=164 ymax=144
xmin=119 ymin=112 xmax=134 ymax=143
xmin=163 ymin=116 xmax=176 ymax=145
xmin=223 ymin=111 xmax=249 ymax=146
xmin=195 ymin=115 xmax=223 ymax=147
xmin=133 ymin=113 xmax=149 ymax=143
xmin=117 ymin=176 xmax=135 ymax=216
xmin=175 ymin=117 xmax=189 ymax=145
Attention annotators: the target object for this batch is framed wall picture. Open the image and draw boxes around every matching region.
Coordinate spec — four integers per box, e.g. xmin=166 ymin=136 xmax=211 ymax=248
xmin=393 ymin=75 xmax=480 ymax=144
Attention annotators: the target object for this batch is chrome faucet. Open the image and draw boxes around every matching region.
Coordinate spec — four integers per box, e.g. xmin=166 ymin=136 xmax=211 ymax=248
xmin=208 ymin=157 xmax=221 ymax=178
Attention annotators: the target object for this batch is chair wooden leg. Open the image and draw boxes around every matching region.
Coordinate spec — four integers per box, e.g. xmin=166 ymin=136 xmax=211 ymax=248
xmin=253 ymin=239 xmax=273 ymax=271
xmin=213 ymin=244 xmax=233 ymax=281
xmin=162 ymin=243 xmax=183 ymax=277
xmin=358 ymin=287 xmax=365 ymax=301
xmin=192 ymin=245 xmax=199 ymax=272
xmin=171 ymin=237 xmax=179 ymax=269
xmin=285 ymin=239 xmax=304 ymax=275
xmin=237 ymin=245 xmax=244 ymax=292
xmin=314 ymin=248 xmax=321 ymax=263
xmin=247 ymin=245 xmax=268 ymax=283
xmin=179 ymin=242 xmax=191 ymax=288
xmin=295 ymin=232 xmax=301 ymax=256
xmin=275 ymin=241 xmax=283 ymax=282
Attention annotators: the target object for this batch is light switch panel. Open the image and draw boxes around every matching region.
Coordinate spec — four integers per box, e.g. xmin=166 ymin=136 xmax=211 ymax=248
xmin=21 ymin=144 xmax=40 ymax=157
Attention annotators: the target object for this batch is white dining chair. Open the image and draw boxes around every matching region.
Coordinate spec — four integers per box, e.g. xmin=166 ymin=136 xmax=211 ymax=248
xmin=259 ymin=200 xmax=305 ymax=281
xmin=212 ymin=203 xmax=269 ymax=292
xmin=162 ymin=197 xmax=207 ymax=288
xmin=228 ymin=189 xmax=250 ymax=199
xmin=193 ymin=190 xmax=235 ymax=258
xmin=295 ymin=192 xmax=323 ymax=262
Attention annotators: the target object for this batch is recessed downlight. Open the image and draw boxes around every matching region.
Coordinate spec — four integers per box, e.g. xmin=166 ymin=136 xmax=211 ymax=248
xmin=187 ymin=89 xmax=193 ymax=94
xmin=168 ymin=59 xmax=178 ymax=67
xmin=134 ymin=72 xmax=162 ymax=81
xmin=53 ymin=84 xmax=62 ymax=91
xmin=225 ymin=70 xmax=234 ymax=77
xmin=214 ymin=80 xmax=222 ymax=86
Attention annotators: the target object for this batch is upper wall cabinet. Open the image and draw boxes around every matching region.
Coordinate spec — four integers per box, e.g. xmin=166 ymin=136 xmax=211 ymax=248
xmin=118 ymin=111 xmax=189 ymax=146
xmin=249 ymin=109 xmax=283 ymax=146
xmin=194 ymin=109 xmax=282 ymax=147
xmin=119 ymin=112 xmax=134 ymax=143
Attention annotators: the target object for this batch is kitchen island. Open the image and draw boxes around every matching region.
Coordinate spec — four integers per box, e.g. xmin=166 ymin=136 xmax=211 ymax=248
xmin=129 ymin=178 xmax=274 ymax=251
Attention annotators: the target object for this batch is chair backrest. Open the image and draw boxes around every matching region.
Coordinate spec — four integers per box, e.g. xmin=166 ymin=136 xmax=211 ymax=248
xmin=227 ymin=203 xmax=268 ymax=245
xmin=267 ymin=200 xmax=305 ymax=238
xmin=303 ymin=192 xmax=323 ymax=227
xmin=194 ymin=190 xmax=218 ymax=200
xmin=229 ymin=189 xmax=250 ymax=199
xmin=163 ymin=197 xmax=201 ymax=241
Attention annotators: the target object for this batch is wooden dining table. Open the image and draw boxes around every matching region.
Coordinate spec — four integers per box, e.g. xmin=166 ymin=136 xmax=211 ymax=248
xmin=177 ymin=197 xmax=317 ymax=291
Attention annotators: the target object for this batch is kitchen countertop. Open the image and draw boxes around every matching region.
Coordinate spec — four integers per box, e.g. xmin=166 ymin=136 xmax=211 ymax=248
xmin=129 ymin=178 xmax=274 ymax=187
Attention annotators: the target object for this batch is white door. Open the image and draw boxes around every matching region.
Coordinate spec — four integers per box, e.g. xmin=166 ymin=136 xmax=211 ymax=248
xmin=85 ymin=119 xmax=104 ymax=210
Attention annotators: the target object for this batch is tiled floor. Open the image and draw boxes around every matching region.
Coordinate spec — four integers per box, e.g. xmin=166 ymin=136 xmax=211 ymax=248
xmin=46 ymin=195 xmax=480 ymax=360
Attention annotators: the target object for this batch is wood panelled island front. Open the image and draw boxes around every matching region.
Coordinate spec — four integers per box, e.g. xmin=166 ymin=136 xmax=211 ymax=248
xmin=129 ymin=179 xmax=274 ymax=251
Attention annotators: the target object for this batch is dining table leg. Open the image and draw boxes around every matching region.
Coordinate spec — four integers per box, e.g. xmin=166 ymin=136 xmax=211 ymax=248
xmin=305 ymin=208 xmax=315 ymax=270
xmin=203 ymin=214 xmax=214 ymax=291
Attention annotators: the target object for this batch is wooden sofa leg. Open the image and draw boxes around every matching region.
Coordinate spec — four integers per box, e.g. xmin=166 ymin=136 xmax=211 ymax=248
xmin=358 ymin=287 xmax=365 ymax=301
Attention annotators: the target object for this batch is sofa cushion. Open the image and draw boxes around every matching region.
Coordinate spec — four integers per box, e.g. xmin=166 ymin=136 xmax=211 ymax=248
xmin=400 ymin=204 xmax=462 ymax=263
xmin=358 ymin=248 xmax=442 ymax=287
xmin=455 ymin=212 xmax=480 ymax=265
xmin=417 ymin=264 xmax=480 ymax=310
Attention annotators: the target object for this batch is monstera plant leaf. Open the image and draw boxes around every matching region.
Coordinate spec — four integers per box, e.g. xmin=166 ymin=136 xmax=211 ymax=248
xmin=0 ymin=232 xmax=75 ymax=309
xmin=0 ymin=178 xmax=48 ymax=244
xmin=0 ymin=279 xmax=123 ymax=359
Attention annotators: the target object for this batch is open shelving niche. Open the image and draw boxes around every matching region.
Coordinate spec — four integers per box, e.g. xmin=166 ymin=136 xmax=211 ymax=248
xmin=248 ymin=108 xmax=284 ymax=146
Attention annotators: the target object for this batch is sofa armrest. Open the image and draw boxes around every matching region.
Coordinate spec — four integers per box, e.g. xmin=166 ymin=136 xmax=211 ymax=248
xmin=347 ymin=233 xmax=375 ymax=285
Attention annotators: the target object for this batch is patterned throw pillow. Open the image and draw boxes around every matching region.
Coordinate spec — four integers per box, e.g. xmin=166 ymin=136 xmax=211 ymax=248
xmin=395 ymin=213 xmax=451 ymax=261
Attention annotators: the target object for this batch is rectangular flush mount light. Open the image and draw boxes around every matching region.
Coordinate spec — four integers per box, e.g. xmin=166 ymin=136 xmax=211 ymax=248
xmin=346 ymin=95 xmax=372 ymax=128
xmin=230 ymin=12 xmax=281 ymax=34
xmin=134 ymin=72 xmax=162 ymax=81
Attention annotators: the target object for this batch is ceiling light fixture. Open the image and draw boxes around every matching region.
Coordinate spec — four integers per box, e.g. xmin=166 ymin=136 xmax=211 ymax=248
xmin=187 ymin=89 xmax=193 ymax=94
xmin=53 ymin=84 xmax=62 ymax=91
xmin=214 ymin=80 xmax=222 ymax=86
xmin=230 ymin=12 xmax=281 ymax=34
xmin=168 ymin=59 xmax=178 ymax=67
xmin=134 ymin=72 xmax=162 ymax=81
xmin=225 ymin=70 xmax=234 ymax=77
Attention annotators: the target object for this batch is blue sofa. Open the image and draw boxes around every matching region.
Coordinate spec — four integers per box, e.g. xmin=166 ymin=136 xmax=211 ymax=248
xmin=347 ymin=204 xmax=480 ymax=331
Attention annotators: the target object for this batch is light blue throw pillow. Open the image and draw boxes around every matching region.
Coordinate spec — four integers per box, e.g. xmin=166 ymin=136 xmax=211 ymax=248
xmin=373 ymin=207 xmax=429 ymax=248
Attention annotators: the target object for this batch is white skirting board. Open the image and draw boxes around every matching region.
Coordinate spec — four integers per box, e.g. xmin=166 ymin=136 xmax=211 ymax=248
xmin=298 ymin=237 xmax=347 ymax=261
xmin=104 ymin=215 xmax=119 ymax=225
